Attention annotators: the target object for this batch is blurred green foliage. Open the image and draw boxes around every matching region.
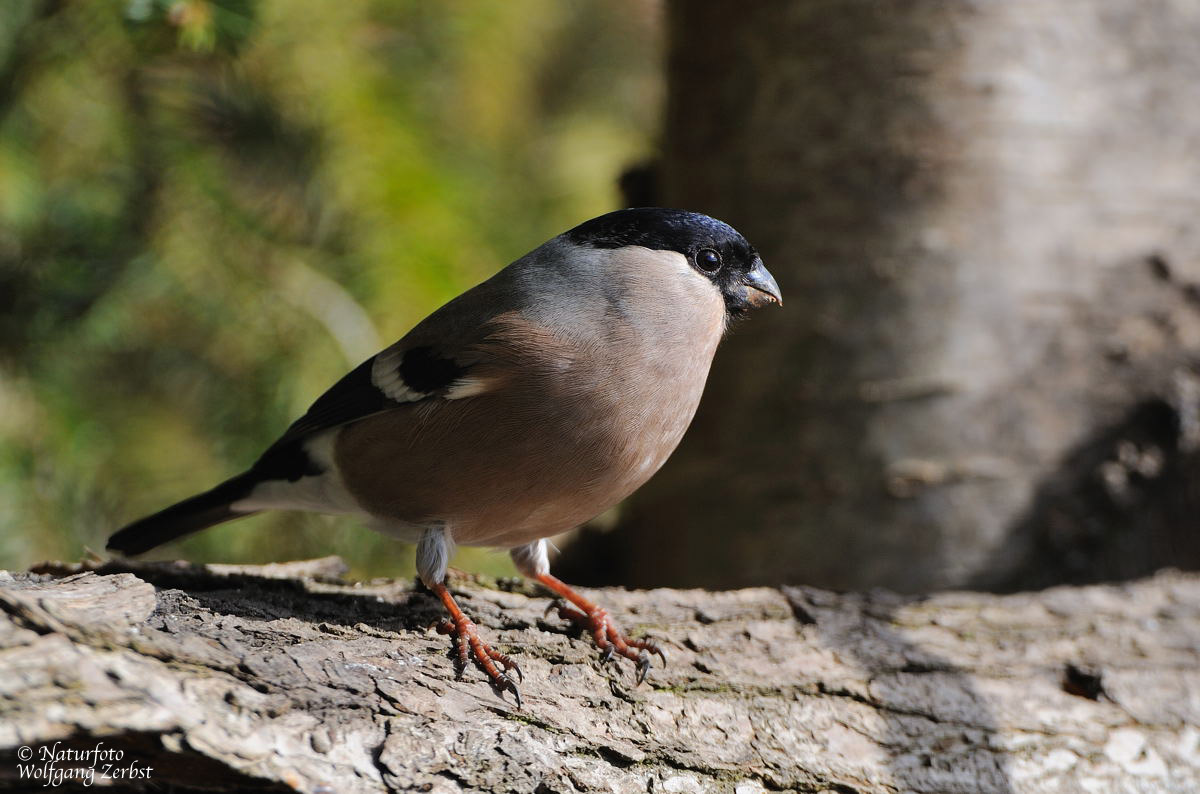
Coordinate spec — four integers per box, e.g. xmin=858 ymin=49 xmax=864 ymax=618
xmin=0 ymin=0 xmax=661 ymax=577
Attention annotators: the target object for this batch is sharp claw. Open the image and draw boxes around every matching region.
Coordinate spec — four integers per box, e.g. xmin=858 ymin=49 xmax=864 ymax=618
xmin=508 ymin=680 xmax=523 ymax=709
xmin=512 ymin=661 xmax=524 ymax=683
xmin=654 ymin=646 xmax=668 ymax=665
xmin=601 ymin=645 xmax=615 ymax=663
xmin=544 ymin=600 xmax=561 ymax=619
xmin=636 ymin=654 xmax=651 ymax=685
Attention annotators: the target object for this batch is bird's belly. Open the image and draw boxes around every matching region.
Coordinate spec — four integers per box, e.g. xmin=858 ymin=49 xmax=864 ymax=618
xmin=440 ymin=406 xmax=686 ymax=547
xmin=335 ymin=345 xmax=712 ymax=549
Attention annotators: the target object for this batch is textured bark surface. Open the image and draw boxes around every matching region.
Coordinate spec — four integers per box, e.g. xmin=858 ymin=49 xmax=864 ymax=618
xmin=598 ymin=0 xmax=1200 ymax=593
xmin=2 ymin=558 xmax=1199 ymax=793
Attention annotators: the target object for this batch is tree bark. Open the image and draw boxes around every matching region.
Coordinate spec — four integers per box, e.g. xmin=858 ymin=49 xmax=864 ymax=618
xmin=596 ymin=0 xmax=1200 ymax=592
xmin=2 ymin=558 xmax=1199 ymax=793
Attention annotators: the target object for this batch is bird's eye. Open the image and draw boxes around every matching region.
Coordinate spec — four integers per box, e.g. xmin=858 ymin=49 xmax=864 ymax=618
xmin=695 ymin=248 xmax=722 ymax=273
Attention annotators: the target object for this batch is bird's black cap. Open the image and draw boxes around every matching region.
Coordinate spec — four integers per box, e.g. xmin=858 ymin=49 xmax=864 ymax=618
xmin=564 ymin=207 xmax=747 ymax=257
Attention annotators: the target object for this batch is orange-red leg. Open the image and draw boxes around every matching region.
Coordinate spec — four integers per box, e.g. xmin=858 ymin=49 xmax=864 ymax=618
xmin=430 ymin=582 xmax=522 ymax=706
xmin=535 ymin=573 xmax=666 ymax=683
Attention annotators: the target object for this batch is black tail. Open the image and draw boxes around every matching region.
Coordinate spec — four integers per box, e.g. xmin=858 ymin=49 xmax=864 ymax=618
xmin=106 ymin=473 xmax=260 ymax=555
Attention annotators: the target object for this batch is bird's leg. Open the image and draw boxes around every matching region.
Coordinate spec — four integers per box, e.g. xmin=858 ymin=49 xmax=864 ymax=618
xmin=509 ymin=539 xmax=666 ymax=682
xmin=430 ymin=581 xmax=522 ymax=706
xmin=419 ymin=526 xmax=521 ymax=705
xmin=535 ymin=572 xmax=666 ymax=684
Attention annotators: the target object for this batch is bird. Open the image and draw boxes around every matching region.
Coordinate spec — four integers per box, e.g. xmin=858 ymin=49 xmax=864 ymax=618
xmin=107 ymin=207 xmax=781 ymax=705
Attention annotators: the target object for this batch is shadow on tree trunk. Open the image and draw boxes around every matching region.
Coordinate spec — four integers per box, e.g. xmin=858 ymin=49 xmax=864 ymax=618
xmin=978 ymin=397 xmax=1200 ymax=593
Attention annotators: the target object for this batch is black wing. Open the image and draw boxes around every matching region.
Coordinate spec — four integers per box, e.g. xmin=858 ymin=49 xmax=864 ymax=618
xmin=264 ymin=345 xmax=468 ymax=452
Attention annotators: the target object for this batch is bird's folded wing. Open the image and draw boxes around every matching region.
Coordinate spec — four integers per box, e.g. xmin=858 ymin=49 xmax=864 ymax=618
xmin=269 ymin=340 xmax=488 ymax=450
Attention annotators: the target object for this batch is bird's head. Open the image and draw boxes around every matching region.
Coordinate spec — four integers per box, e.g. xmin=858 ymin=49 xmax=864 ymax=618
xmin=563 ymin=207 xmax=781 ymax=319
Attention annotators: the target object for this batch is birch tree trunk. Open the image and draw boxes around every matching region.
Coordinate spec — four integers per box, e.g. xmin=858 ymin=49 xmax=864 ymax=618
xmin=600 ymin=0 xmax=1200 ymax=592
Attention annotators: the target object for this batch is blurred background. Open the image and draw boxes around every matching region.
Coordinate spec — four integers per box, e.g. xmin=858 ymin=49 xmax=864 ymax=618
xmin=0 ymin=0 xmax=660 ymax=578
xmin=3 ymin=1 xmax=1200 ymax=592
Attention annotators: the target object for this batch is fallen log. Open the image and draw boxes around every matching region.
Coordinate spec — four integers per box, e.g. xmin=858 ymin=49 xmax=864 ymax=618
xmin=1 ymin=558 xmax=1197 ymax=793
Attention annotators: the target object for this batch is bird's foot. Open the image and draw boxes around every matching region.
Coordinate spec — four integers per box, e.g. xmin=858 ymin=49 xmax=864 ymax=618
xmin=547 ymin=601 xmax=666 ymax=683
xmin=536 ymin=573 xmax=666 ymax=684
xmin=435 ymin=617 xmax=523 ymax=704
xmin=430 ymin=583 xmax=522 ymax=706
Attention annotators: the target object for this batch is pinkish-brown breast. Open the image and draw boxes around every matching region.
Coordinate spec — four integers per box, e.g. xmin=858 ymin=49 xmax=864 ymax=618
xmin=333 ymin=248 xmax=727 ymax=548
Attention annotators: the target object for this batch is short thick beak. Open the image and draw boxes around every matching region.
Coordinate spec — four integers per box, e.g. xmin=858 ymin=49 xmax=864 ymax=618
xmin=741 ymin=258 xmax=782 ymax=307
